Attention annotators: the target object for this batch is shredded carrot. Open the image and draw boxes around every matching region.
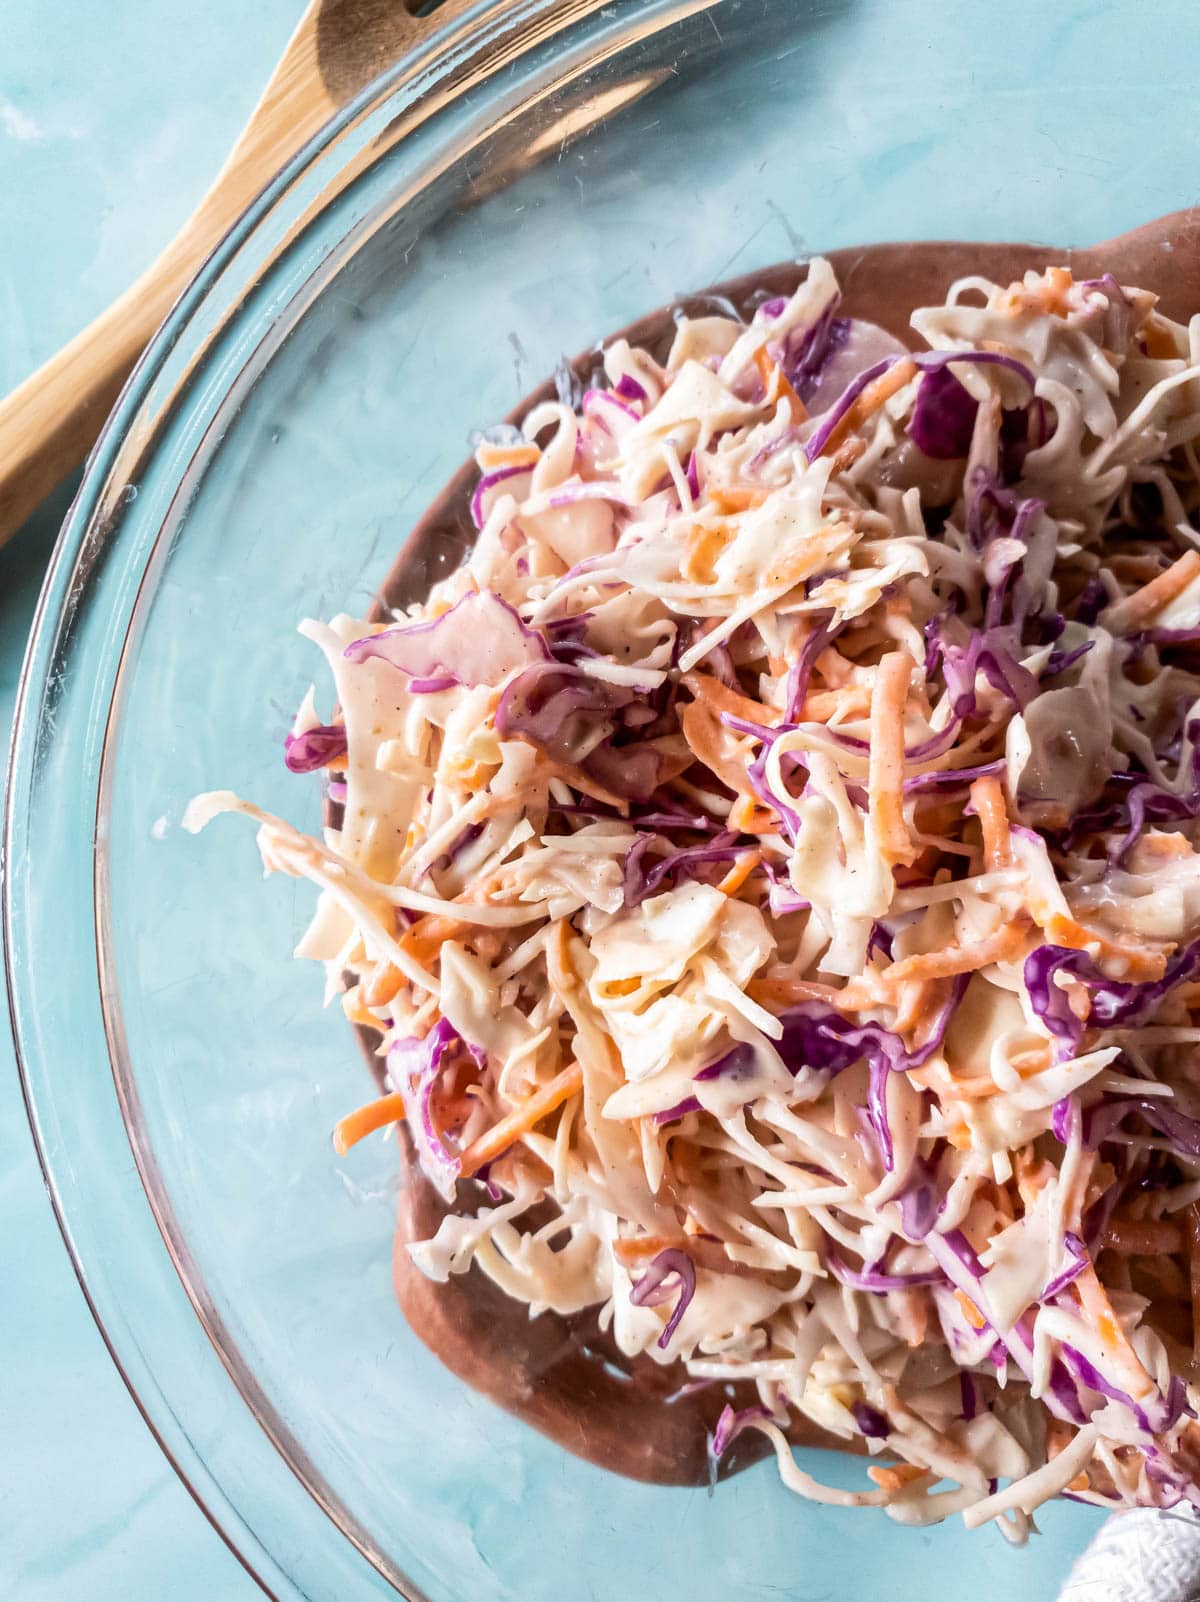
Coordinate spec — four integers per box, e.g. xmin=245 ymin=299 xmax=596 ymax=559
xmin=1075 ymin=1267 xmax=1155 ymax=1396
xmin=746 ymin=974 xmax=844 ymax=1008
xmin=1013 ymin=1145 xmax=1055 ymax=1209
xmin=612 ymin=1233 xmax=741 ymax=1276
xmin=707 ymin=485 xmax=770 ymax=515
xmin=1140 ymin=317 xmax=1181 ymax=360
xmin=813 ymin=646 xmax=854 ymax=688
xmin=343 ymin=991 xmax=386 ymax=1032
xmin=799 ymin=685 xmax=874 ymax=722
xmin=892 ymin=976 xmax=938 ymax=1037
xmin=717 ymin=850 xmax=761 ymax=897
xmin=868 ymin=1463 xmax=934 ymax=1494
xmin=445 ymin=756 xmax=494 ymax=791
xmin=830 ymin=436 xmax=868 ymax=474
xmin=867 ymin=651 xmax=917 ymax=866
xmin=752 ymin=346 xmax=807 ymax=422
xmin=955 ymin=1289 xmax=987 ymax=1331
xmin=1042 ymin=913 xmax=1168 ymax=983
xmin=681 ymin=670 xmax=781 ymax=729
xmin=1128 ymin=830 xmax=1196 ymax=865
xmin=931 ymin=1046 xmax=1052 ymax=1109
xmin=612 ymin=1234 xmax=688 ymax=1265
xmin=546 ymin=918 xmax=576 ymax=995
xmin=362 ymin=960 xmax=405 ymax=1008
xmin=969 ymin=773 xmax=1012 ymax=871
xmin=474 ymin=442 xmax=540 ymax=472
xmin=458 ymin=1061 xmax=585 ymax=1178
xmin=897 ymin=1286 xmax=929 ymax=1349
xmin=728 ymin=794 xmax=776 ymax=834
xmin=999 ymin=266 xmax=1075 ymax=319
xmin=837 ymin=920 xmax=1031 ymax=1004
xmin=603 ymin=976 xmax=641 ymax=998
xmin=1101 ymin=549 xmax=1200 ymax=633
xmin=680 ymin=698 xmax=757 ymax=797
xmin=817 ymin=358 xmax=918 ymax=459
xmin=536 ymin=754 xmax=633 ymax=811
xmin=399 ymin=913 xmax=471 ymax=965
xmin=681 ymin=521 xmax=732 ymax=582
xmin=331 ymin=1091 xmax=407 ymax=1156
xmin=910 ymin=1061 xmax=1008 ymax=1101
xmin=1045 ymin=1418 xmax=1075 ymax=1459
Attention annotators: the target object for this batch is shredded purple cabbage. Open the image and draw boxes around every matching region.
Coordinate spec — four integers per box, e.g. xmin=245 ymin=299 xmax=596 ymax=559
xmin=903 ymin=758 xmax=1006 ymax=794
xmin=284 ymin=723 xmax=348 ymax=774
xmin=1083 ymin=1095 xmax=1200 ymax=1160
xmin=345 ymin=590 xmax=549 ymax=688
xmin=652 ymin=1095 xmax=702 ymax=1126
xmin=711 ymin=1402 xmax=778 ymax=1459
xmin=695 ymin=1042 xmax=759 ymax=1086
xmin=852 ymin=1401 xmax=891 ymax=1439
xmin=1044 ymin=639 xmax=1095 ymax=676
xmin=826 ymin=1246 xmax=943 ymax=1293
xmin=1051 ymin=1095 xmax=1075 ymax=1145
xmin=495 ymin=661 xmax=636 ymax=762
xmin=576 ymin=389 xmax=637 ymax=438
xmin=388 ymin=1017 xmax=482 ymax=1196
xmin=623 ymin=832 xmax=741 ymax=907
xmin=1072 ymin=576 xmax=1108 ymax=626
xmin=959 ymin=1372 xmax=978 ymax=1421
xmin=1042 ymin=1232 xmax=1088 ymax=1300
xmin=775 ymin=978 xmax=967 ymax=1168
xmin=760 ymin=858 xmax=810 ymax=918
xmin=908 ymin=364 xmax=978 ymax=459
xmin=896 ymin=1158 xmax=943 ymax=1241
xmin=934 ymin=627 xmax=1039 ymax=713
xmin=1062 ymin=1346 xmax=1194 ymax=1435
xmin=630 ymin=1247 xmax=697 ymax=1349
xmin=786 ymin=311 xmax=850 ymax=399
xmin=1068 ymin=724 xmax=1200 ymax=864
xmin=804 ymin=349 xmax=1034 ymax=464
xmin=470 ymin=462 xmax=535 ymax=527
xmin=784 ymin=611 xmax=837 ymax=721
xmin=1025 ymin=940 xmax=1200 ymax=1053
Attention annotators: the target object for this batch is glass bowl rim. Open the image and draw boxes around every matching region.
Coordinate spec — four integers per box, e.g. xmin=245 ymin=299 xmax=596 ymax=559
xmin=3 ymin=1 xmax=660 ymax=1594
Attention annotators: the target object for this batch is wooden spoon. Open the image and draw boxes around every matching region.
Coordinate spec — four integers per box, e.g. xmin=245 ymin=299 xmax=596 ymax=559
xmin=357 ymin=213 xmax=1200 ymax=1484
xmin=0 ymin=0 xmax=482 ymax=542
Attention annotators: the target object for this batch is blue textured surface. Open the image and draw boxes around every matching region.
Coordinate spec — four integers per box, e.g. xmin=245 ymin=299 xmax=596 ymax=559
xmin=4 ymin=1 xmax=1200 ymax=1598
xmin=0 ymin=6 xmax=294 ymax=1597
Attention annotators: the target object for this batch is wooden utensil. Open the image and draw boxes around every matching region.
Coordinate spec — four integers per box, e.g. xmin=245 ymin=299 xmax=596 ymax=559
xmin=0 ymin=0 xmax=480 ymax=542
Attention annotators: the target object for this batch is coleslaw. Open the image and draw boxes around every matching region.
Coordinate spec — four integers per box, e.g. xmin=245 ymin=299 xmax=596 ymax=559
xmin=187 ymin=256 xmax=1200 ymax=1539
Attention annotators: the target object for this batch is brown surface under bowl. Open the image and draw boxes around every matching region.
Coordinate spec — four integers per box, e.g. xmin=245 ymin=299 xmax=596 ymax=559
xmin=348 ymin=212 xmax=1200 ymax=1487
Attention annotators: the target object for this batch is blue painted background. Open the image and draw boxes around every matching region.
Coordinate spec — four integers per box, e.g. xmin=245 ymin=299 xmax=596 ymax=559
xmin=0 ymin=6 xmax=296 ymax=1596
xmin=4 ymin=0 xmax=1199 ymax=1595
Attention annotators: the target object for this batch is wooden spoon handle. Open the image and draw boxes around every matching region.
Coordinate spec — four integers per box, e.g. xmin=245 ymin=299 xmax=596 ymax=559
xmin=0 ymin=201 xmax=308 ymax=545
xmin=0 ymin=0 xmax=467 ymax=543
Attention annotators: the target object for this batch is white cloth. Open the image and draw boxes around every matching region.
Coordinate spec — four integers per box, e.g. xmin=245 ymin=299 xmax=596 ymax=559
xmin=1059 ymin=1510 xmax=1200 ymax=1602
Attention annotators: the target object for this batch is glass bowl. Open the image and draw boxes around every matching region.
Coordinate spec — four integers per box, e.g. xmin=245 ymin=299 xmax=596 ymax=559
xmin=10 ymin=1 xmax=1200 ymax=1597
